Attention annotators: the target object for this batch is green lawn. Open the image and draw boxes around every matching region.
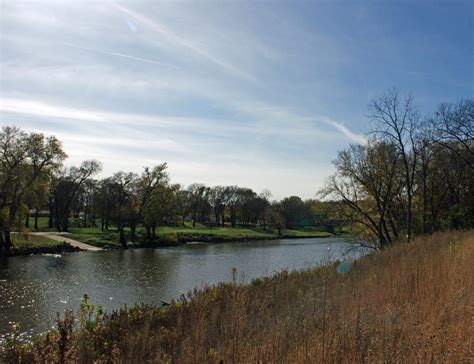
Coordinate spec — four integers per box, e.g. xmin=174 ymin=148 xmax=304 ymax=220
xmin=9 ymin=233 xmax=69 ymax=255
xmin=67 ymin=230 xmax=122 ymax=248
xmin=64 ymin=223 xmax=332 ymax=248
xmin=281 ymin=228 xmax=333 ymax=238
xmin=27 ymin=218 xmax=333 ymax=248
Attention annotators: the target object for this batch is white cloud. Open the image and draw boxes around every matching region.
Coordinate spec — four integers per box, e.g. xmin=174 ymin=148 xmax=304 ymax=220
xmin=0 ymin=0 xmax=371 ymax=198
xmin=63 ymin=43 xmax=168 ymax=67
xmin=321 ymin=117 xmax=367 ymax=145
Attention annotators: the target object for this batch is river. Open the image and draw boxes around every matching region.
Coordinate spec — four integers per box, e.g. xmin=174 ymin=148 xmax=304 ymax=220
xmin=0 ymin=237 xmax=367 ymax=340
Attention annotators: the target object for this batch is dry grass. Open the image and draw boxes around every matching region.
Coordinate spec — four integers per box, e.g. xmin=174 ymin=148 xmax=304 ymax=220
xmin=2 ymin=231 xmax=473 ymax=363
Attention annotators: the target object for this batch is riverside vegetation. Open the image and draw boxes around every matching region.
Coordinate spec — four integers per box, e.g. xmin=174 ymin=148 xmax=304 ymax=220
xmin=1 ymin=90 xmax=473 ymax=361
xmin=1 ymin=230 xmax=472 ymax=363
xmin=7 ymin=217 xmax=333 ymax=255
xmin=1 ymin=91 xmax=472 ymax=256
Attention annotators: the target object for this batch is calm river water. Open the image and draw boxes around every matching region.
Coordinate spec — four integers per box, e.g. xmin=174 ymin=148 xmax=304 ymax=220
xmin=0 ymin=237 xmax=366 ymax=339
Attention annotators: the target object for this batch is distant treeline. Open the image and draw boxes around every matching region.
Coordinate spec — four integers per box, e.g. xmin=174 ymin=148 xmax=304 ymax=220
xmin=0 ymin=127 xmax=340 ymax=254
xmin=0 ymin=90 xmax=472 ymax=253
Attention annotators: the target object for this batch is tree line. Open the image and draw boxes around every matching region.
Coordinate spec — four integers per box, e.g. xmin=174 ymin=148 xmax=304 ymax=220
xmin=0 ymin=127 xmax=339 ymax=254
xmin=320 ymin=90 xmax=473 ymax=248
xmin=1 ymin=90 xmax=471 ymax=253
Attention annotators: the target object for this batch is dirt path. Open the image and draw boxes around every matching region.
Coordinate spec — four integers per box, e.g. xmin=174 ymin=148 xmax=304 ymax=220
xmin=31 ymin=232 xmax=103 ymax=251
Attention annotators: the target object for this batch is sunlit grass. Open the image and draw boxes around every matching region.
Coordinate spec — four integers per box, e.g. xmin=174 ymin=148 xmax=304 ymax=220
xmin=9 ymin=233 xmax=69 ymax=255
xmin=2 ymin=230 xmax=472 ymax=362
xmin=32 ymin=219 xmax=332 ymax=247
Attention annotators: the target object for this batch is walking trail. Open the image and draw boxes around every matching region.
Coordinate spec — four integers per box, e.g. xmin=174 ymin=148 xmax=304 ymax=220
xmin=31 ymin=232 xmax=103 ymax=251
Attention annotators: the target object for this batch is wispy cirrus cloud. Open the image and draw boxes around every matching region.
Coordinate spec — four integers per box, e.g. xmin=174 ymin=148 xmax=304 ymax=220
xmin=321 ymin=118 xmax=367 ymax=145
xmin=111 ymin=1 xmax=260 ymax=84
xmin=62 ymin=43 xmax=169 ymax=68
xmin=2 ymin=0 xmax=467 ymax=198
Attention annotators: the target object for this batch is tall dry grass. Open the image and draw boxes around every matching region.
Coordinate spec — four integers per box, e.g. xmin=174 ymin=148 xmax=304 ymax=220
xmin=2 ymin=230 xmax=473 ymax=363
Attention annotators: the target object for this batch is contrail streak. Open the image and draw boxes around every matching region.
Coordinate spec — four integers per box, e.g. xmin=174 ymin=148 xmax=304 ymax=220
xmin=110 ymin=1 xmax=259 ymax=84
xmin=63 ymin=43 xmax=167 ymax=67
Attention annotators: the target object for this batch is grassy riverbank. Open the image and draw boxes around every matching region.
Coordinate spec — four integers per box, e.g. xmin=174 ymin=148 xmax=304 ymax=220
xmin=67 ymin=225 xmax=333 ymax=248
xmin=2 ymin=230 xmax=472 ymax=363
xmin=26 ymin=218 xmax=333 ymax=249
xmin=7 ymin=234 xmax=79 ymax=256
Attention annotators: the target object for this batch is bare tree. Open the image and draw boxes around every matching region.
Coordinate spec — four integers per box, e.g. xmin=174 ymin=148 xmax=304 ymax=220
xmin=369 ymin=89 xmax=420 ymax=241
xmin=431 ymin=99 xmax=474 ymax=170
xmin=320 ymin=140 xmax=402 ymax=248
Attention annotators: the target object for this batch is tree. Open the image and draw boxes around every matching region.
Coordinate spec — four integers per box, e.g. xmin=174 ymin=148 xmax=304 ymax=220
xmin=236 ymin=188 xmax=257 ymax=227
xmin=321 ymin=141 xmax=403 ymax=248
xmin=268 ymin=202 xmax=285 ymax=236
xmin=143 ymin=184 xmax=181 ymax=241
xmin=431 ymin=99 xmax=473 ymax=170
xmin=93 ymin=177 xmax=119 ymax=231
xmin=369 ymin=89 xmax=420 ymax=242
xmin=110 ymin=171 xmax=137 ymax=248
xmin=128 ymin=164 xmax=169 ymax=241
xmin=174 ymin=186 xmax=190 ymax=225
xmin=53 ymin=160 xmax=101 ymax=232
xmin=0 ymin=126 xmax=66 ymax=254
xmin=280 ymin=196 xmax=308 ymax=229
xmin=258 ymin=189 xmax=272 ymax=229
xmin=208 ymin=186 xmax=227 ymax=226
xmin=187 ymin=183 xmax=209 ymax=227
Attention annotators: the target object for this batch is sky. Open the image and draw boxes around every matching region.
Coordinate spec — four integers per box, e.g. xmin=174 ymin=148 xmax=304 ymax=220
xmin=0 ymin=0 xmax=472 ymax=199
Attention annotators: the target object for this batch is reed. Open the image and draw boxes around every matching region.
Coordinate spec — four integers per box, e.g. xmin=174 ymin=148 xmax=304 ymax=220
xmin=2 ymin=230 xmax=473 ymax=363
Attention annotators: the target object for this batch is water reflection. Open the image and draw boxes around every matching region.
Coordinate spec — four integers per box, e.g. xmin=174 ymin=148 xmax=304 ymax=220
xmin=0 ymin=238 xmax=367 ymax=338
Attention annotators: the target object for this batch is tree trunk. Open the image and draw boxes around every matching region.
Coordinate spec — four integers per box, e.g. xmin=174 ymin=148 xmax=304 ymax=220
xmin=406 ymin=193 xmax=412 ymax=242
xmin=54 ymin=203 xmax=60 ymax=231
xmin=119 ymin=225 xmax=127 ymax=248
xmin=145 ymin=225 xmax=151 ymax=241
xmin=48 ymin=198 xmax=54 ymax=229
xmin=83 ymin=205 xmax=88 ymax=228
xmin=62 ymin=215 xmax=69 ymax=232
xmin=0 ymin=232 xmax=5 ymax=256
xmin=25 ymin=214 xmax=30 ymax=228
xmin=130 ymin=224 xmax=137 ymax=242
xmin=4 ymin=230 xmax=12 ymax=254
xmin=34 ymin=208 xmax=39 ymax=230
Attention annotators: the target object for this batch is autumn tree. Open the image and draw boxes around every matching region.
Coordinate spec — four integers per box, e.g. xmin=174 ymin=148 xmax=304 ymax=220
xmin=0 ymin=126 xmax=66 ymax=254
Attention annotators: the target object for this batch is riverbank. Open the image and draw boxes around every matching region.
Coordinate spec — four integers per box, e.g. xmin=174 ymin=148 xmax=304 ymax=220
xmin=4 ymin=225 xmax=335 ymax=256
xmin=6 ymin=234 xmax=80 ymax=256
xmin=66 ymin=224 xmax=334 ymax=249
xmin=2 ymin=230 xmax=472 ymax=362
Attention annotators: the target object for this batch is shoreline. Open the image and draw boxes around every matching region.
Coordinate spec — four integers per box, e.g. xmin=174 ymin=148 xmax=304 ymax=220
xmin=2 ymin=231 xmax=470 ymax=362
xmin=4 ymin=232 xmax=341 ymax=257
xmin=6 ymin=243 xmax=81 ymax=257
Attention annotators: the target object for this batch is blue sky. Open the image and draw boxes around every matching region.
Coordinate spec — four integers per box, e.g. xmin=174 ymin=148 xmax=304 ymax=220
xmin=0 ymin=0 xmax=472 ymax=199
